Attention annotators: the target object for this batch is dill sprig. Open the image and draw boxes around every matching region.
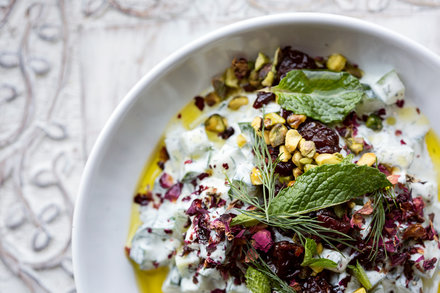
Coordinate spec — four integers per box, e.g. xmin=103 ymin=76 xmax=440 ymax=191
xmin=367 ymin=187 xmax=396 ymax=260
xmin=251 ymin=123 xmax=280 ymax=222
xmin=227 ymin=117 xmax=355 ymax=250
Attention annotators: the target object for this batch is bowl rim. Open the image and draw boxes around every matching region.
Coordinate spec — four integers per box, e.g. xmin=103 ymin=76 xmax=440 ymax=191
xmin=72 ymin=12 xmax=440 ymax=291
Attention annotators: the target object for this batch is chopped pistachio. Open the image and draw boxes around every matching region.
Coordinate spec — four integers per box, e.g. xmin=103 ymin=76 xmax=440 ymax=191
xmin=279 ymin=145 xmax=292 ymax=162
xmin=228 ymin=95 xmax=249 ymax=110
xmin=236 ymin=134 xmax=247 ymax=148
xmin=299 ymin=139 xmax=316 ymax=158
xmin=285 ymin=129 xmax=302 ymax=153
xmin=261 ymin=71 xmax=275 ymax=87
xmin=345 ymin=63 xmax=363 ymax=78
xmin=272 ymin=47 xmax=281 ymax=69
xmin=255 ymin=52 xmax=270 ymax=71
xmin=346 ymin=137 xmax=364 ymax=155
xmin=366 ymin=114 xmax=383 ymax=131
xmin=264 ymin=113 xmax=286 ymax=129
xmin=205 ymin=114 xmax=227 ymax=133
xmin=311 ymin=266 xmax=324 ymax=274
xmin=315 ymin=153 xmax=343 ymax=166
xmin=205 ymin=92 xmax=221 ymax=106
xmin=287 ymin=114 xmax=307 ymax=129
xmin=250 ymin=167 xmax=263 ymax=185
xmin=292 ymin=167 xmax=303 ymax=179
xmin=304 ymin=164 xmax=318 ymax=172
xmin=316 ymin=243 xmax=324 ymax=254
xmin=212 ymin=76 xmax=227 ymax=98
xmin=279 ymin=176 xmax=293 ymax=185
xmin=251 ymin=116 xmax=262 ymax=132
xmin=248 ymin=70 xmax=260 ymax=87
xmin=348 ymin=201 xmax=356 ymax=209
xmin=327 ymin=53 xmax=347 ymax=72
xmin=292 ymin=151 xmax=303 ymax=168
xmin=299 ymin=157 xmax=313 ymax=165
xmin=357 ymin=153 xmax=377 ymax=167
xmin=334 ymin=204 xmax=346 ymax=219
xmin=269 ymin=124 xmax=287 ymax=147
xmin=225 ymin=67 xmax=239 ymax=88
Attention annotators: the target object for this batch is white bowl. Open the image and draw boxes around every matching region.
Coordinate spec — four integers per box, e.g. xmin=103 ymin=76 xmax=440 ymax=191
xmin=72 ymin=13 xmax=440 ymax=292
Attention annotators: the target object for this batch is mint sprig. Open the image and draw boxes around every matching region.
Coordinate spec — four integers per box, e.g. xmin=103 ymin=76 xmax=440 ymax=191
xmin=271 ymin=70 xmax=365 ymax=123
xmin=269 ymin=163 xmax=392 ymax=217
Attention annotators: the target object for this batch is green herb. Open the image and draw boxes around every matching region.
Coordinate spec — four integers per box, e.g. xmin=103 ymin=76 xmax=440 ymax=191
xmin=366 ymin=113 xmax=383 ymax=131
xmin=269 ymin=163 xmax=392 ymax=217
xmin=228 ymin=119 xmax=280 ymax=222
xmin=348 ymin=261 xmax=372 ymax=290
xmin=271 ymin=70 xmax=365 ymax=123
xmin=245 ymin=266 xmax=271 ymax=293
xmin=231 ymin=212 xmax=261 ymax=227
xmin=247 ymin=246 xmax=296 ymax=293
xmin=301 ymin=238 xmax=337 ymax=269
xmin=367 ymin=187 xmax=396 ymax=260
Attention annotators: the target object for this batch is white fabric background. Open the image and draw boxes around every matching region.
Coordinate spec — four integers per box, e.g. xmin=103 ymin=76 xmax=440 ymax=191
xmin=1 ymin=0 xmax=440 ymax=292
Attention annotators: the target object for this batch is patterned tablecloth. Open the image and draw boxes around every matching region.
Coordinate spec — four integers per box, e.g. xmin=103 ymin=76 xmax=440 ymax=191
xmin=1 ymin=0 xmax=440 ymax=292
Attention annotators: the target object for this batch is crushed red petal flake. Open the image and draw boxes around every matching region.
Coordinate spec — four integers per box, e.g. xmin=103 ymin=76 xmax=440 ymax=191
xmin=396 ymin=99 xmax=405 ymax=108
xmin=251 ymin=229 xmax=273 ymax=253
xmin=159 ymin=173 xmax=174 ymax=189
xmin=187 ymin=199 xmax=209 ymax=216
xmin=222 ymin=163 xmax=229 ymax=170
xmin=423 ymin=257 xmax=437 ymax=271
xmin=377 ymin=108 xmax=387 ymax=117
xmin=194 ymin=96 xmax=205 ymax=111
xmin=184 ymin=159 xmax=193 ymax=164
xmin=218 ymin=127 xmax=235 ymax=139
xmin=400 ymin=139 xmax=407 ymax=145
xmin=134 ymin=191 xmax=154 ymax=206
xmin=164 ymin=182 xmax=183 ymax=202
xmin=395 ymin=130 xmax=402 ymax=136
xmin=177 ymin=113 xmax=182 ymax=119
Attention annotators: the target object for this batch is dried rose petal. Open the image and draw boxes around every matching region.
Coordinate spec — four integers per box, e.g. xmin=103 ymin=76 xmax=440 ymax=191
xmin=187 ymin=199 xmax=208 ymax=216
xmin=159 ymin=173 xmax=174 ymax=189
xmin=403 ymin=224 xmax=427 ymax=240
xmin=423 ymin=258 xmax=437 ymax=271
xmin=350 ymin=213 xmax=364 ymax=229
xmin=251 ymin=229 xmax=273 ymax=253
xmin=164 ymin=182 xmax=183 ymax=202
xmin=133 ymin=191 xmax=153 ymax=206
xmin=387 ymin=174 xmax=400 ymax=185
xmin=357 ymin=200 xmax=374 ymax=215
xmin=244 ymin=248 xmax=258 ymax=263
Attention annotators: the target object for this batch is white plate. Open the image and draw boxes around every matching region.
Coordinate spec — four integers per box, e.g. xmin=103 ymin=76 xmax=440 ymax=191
xmin=72 ymin=13 xmax=440 ymax=293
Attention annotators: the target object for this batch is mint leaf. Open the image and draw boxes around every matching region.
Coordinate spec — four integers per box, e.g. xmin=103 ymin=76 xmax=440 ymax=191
xmin=348 ymin=261 xmax=372 ymax=290
xmin=301 ymin=238 xmax=317 ymax=265
xmin=301 ymin=238 xmax=337 ymax=269
xmin=245 ymin=266 xmax=271 ymax=293
xmin=308 ymin=258 xmax=338 ymax=269
xmin=231 ymin=213 xmax=259 ymax=227
xmin=269 ymin=163 xmax=391 ymax=216
xmin=272 ymin=70 xmax=365 ymax=123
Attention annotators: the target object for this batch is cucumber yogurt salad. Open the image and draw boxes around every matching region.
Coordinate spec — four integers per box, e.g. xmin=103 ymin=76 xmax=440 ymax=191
xmin=127 ymin=47 xmax=440 ymax=293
